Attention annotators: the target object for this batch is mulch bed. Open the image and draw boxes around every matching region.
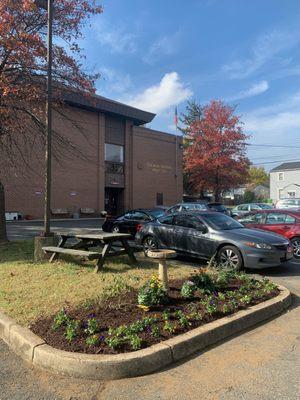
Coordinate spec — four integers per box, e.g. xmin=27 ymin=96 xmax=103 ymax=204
xmin=30 ymin=278 xmax=280 ymax=355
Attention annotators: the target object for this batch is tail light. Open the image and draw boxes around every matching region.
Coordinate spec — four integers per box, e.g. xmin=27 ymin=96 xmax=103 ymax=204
xmin=136 ymin=224 xmax=143 ymax=232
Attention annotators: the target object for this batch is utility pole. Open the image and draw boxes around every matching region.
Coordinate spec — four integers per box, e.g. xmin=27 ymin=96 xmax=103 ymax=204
xmin=35 ymin=0 xmax=53 ymax=236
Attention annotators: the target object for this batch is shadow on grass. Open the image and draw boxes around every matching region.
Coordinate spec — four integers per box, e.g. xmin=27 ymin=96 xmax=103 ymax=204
xmin=0 ymin=240 xmax=34 ymax=263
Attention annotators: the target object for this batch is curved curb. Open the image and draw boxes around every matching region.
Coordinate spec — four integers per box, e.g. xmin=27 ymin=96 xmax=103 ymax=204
xmin=0 ymin=285 xmax=291 ymax=380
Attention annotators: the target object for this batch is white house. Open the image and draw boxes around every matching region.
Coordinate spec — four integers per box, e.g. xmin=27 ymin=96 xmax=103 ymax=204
xmin=270 ymin=161 xmax=300 ymax=202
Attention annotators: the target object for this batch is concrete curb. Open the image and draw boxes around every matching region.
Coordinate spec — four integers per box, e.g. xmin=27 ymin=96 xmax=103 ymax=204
xmin=0 ymin=285 xmax=291 ymax=380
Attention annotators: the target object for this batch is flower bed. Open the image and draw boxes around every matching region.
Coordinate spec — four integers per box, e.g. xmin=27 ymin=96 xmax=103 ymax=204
xmin=30 ymin=269 xmax=279 ymax=354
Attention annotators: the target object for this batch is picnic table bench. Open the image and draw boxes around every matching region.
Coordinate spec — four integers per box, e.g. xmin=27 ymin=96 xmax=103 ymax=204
xmin=42 ymin=232 xmax=136 ymax=273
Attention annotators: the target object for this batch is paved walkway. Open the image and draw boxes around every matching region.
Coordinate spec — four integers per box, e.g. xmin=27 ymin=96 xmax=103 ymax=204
xmin=0 ymin=260 xmax=299 ymax=400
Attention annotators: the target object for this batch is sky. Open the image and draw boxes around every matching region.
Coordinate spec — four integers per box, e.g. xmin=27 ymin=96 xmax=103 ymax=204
xmin=79 ymin=0 xmax=300 ymax=170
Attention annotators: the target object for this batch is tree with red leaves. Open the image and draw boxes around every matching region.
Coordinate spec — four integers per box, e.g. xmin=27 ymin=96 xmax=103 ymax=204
xmin=0 ymin=0 xmax=102 ymax=242
xmin=184 ymin=100 xmax=250 ymax=201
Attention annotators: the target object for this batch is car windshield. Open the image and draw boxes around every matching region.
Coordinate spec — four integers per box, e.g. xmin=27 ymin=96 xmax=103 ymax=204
xmin=258 ymin=204 xmax=273 ymax=209
xmin=202 ymin=213 xmax=244 ymax=230
xmin=148 ymin=209 xmax=166 ymax=218
xmin=183 ymin=203 xmax=207 ymax=210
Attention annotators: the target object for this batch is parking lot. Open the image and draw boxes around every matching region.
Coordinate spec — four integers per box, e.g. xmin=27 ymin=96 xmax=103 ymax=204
xmin=1 ymin=219 xmax=300 ymax=400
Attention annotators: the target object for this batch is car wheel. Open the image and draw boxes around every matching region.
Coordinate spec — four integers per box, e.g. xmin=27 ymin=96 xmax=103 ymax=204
xmin=217 ymin=245 xmax=243 ymax=270
xmin=291 ymin=237 xmax=300 ymax=258
xmin=111 ymin=225 xmax=120 ymax=233
xmin=142 ymin=235 xmax=158 ymax=255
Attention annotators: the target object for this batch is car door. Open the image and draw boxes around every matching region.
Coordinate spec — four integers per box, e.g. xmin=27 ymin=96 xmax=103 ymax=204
xmin=155 ymin=215 xmax=176 ymax=248
xmin=262 ymin=212 xmax=296 ymax=237
xmin=172 ymin=214 xmax=214 ymax=257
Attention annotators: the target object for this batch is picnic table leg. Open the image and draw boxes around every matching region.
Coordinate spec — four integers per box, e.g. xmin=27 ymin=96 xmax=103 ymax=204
xmin=121 ymin=239 xmax=136 ymax=265
xmin=49 ymin=236 xmax=67 ymax=263
xmin=94 ymin=243 xmax=112 ymax=273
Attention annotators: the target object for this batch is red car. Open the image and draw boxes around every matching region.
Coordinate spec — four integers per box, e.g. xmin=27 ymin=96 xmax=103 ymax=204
xmin=237 ymin=209 xmax=300 ymax=258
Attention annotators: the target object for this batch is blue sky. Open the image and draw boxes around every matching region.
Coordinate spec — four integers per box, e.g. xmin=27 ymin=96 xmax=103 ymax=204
xmin=80 ymin=0 xmax=300 ymax=169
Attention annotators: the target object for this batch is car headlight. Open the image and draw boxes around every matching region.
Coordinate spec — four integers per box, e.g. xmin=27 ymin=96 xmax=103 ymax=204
xmin=244 ymin=242 xmax=272 ymax=250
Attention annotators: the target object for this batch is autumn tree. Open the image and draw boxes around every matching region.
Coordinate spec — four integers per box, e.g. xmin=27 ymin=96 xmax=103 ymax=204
xmin=184 ymin=100 xmax=250 ymax=201
xmin=247 ymin=166 xmax=269 ymax=187
xmin=0 ymin=0 xmax=102 ymax=243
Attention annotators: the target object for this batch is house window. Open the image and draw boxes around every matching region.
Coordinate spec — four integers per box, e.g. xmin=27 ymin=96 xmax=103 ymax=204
xmin=105 ymin=143 xmax=124 ymax=163
xmin=278 ymin=172 xmax=284 ymax=181
xmin=156 ymin=192 xmax=163 ymax=206
xmin=287 ymin=191 xmax=296 ymax=198
xmin=278 ymin=189 xmax=284 ymax=199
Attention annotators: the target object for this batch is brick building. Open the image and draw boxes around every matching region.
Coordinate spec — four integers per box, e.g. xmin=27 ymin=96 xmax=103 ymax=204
xmin=3 ymin=93 xmax=183 ymax=218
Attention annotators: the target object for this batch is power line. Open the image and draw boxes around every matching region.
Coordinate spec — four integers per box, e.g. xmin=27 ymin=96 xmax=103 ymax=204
xmin=253 ymin=158 xmax=300 ymax=165
xmin=245 ymin=143 xmax=300 ymax=149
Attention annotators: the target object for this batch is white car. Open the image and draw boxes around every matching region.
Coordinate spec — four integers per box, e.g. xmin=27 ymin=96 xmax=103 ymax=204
xmin=276 ymin=199 xmax=300 ymax=209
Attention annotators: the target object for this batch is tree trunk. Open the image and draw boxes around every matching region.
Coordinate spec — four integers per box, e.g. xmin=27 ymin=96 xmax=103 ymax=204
xmin=0 ymin=181 xmax=8 ymax=243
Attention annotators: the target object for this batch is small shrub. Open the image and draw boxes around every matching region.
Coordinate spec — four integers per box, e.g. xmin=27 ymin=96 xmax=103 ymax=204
xmin=181 ymin=281 xmax=197 ymax=299
xmin=150 ymin=325 xmax=160 ymax=338
xmin=106 ymin=335 xmax=124 ymax=350
xmin=84 ymin=318 xmax=98 ymax=335
xmin=138 ymin=276 xmax=168 ymax=307
xmin=175 ymin=310 xmax=191 ymax=328
xmin=163 ymin=321 xmax=176 ymax=334
xmin=65 ymin=320 xmax=80 ymax=342
xmin=52 ymin=308 xmax=69 ymax=331
xmin=191 ymin=272 xmax=215 ymax=293
xmin=128 ymin=334 xmax=142 ymax=350
xmin=86 ymin=334 xmax=99 ymax=346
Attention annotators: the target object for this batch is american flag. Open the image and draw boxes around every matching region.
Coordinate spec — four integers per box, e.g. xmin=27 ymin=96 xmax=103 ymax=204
xmin=174 ymin=107 xmax=178 ymax=129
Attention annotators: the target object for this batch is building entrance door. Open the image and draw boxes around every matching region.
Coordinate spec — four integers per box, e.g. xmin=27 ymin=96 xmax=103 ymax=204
xmin=105 ymin=188 xmax=124 ymax=215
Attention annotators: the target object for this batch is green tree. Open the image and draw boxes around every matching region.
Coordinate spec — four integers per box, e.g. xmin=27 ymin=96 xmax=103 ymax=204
xmin=248 ymin=166 xmax=269 ymax=187
xmin=179 ymin=100 xmax=203 ymax=195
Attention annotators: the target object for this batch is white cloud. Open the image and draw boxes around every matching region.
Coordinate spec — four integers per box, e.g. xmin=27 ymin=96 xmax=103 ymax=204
xmin=143 ymin=33 xmax=179 ymax=64
xmin=97 ymin=67 xmax=132 ymax=95
xmin=124 ymin=72 xmax=192 ymax=113
xmin=222 ymin=29 xmax=300 ymax=79
xmin=94 ymin=22 xmax=137 ymax=55
xmin=227 ymin=80 xmax=269 ymax=101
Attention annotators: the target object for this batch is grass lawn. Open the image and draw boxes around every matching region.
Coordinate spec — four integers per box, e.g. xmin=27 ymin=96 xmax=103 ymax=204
xmin=0 ymin=240 xmax=196 ymax=326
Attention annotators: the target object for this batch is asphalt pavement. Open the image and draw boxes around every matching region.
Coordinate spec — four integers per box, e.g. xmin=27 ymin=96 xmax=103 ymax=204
xmin=1 ymin=220 xmax=300 ymax=400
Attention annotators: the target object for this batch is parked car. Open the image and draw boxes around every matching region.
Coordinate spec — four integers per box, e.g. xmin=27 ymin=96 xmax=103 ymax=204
xmin=275 ymin=198 xmax=300 ymax=209
xmin=237 ymin=209 xmax=300 ymax=258
xmin=206 ymin=202 xmax=230 ymax=215
xmin=136 ymin=211 xmax=293 ymax=269
xmin=102 ymin=208 xmax=166 ymax=236
xmin=231 ymin=203 xmax=273 ymax=218
xmin=166 ymin=202 xmax=208 ymax=214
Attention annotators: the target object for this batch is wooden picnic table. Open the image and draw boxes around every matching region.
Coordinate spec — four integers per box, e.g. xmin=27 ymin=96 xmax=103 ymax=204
xmin=42 ymin=232 xmax=136 ymax=273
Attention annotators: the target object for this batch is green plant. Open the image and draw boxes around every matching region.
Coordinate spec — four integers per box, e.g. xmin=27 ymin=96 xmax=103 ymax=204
xmin=105 ymin=335 xmax=124 ymax=350
xmin=84 ymin=318 xmax=98 ymax=335
xmin=175 ymin=310 xmax=191 ymax=328
xmin=163 ymin=321 xmax=176 ymax=334
xmin=52 ymin=308 xmax=69 ymax=331
xmin=150 ymin=325 xmax=160 ymax=338
xmin=128 ymin=334 xmax=142 ymax=350
xmin=162 ymin=310 xmax=170 ymax=321
xmin=240 ymin=294 xmax=252 ymax=305
xmin=65 ymin=320 xmax=80 ymax=342
xmin=137 ymin=276 xmax=168 ymax=307
xmin=181 ymin=281 xmax=197 ymax=299
xmin=191 ymin=272 xmax=215 ymax=293
xmin=221 ymin=304 xmax=229 ymax=314
xmin=86 ymin=334 xmax=99 ymax=346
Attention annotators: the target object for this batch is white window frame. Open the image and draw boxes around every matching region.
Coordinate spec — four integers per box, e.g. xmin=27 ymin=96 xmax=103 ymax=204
xmin=278 ymin=188 xmax=283 ymax=199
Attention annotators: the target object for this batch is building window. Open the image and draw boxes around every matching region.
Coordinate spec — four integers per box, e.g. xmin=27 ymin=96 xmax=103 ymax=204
xmin=156 ymin=192 xmax=163 ymax=206
xmin=278 ymin=189 xmax=283 ymax=199
xmin=278 ymin=172 xmax=284 ymax=181
xmin=105 ymin=143 xmax=124 ymax=163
